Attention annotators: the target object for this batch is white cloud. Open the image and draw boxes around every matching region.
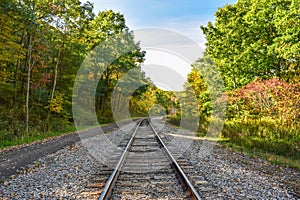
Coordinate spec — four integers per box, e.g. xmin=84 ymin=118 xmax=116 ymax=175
xmin=134 ymin=28 xmax=204 ymax=91
xmin=142 ymin=50 xmax=191 ymax=91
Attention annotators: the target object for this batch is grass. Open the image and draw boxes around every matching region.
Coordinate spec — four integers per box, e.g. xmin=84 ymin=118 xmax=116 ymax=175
xmin=219 ymin=136 xmax=300 ymax=170
xmin=214 ymin=117 xmax=300 ymax=170
xmin=0 ymin=125 xmax=76 ymax=149
xmin=0 ymin=116 xmax=144 ymax=150
xmin=167 ymin=115 xmax=300 ymax=170
xmin=0 ymin=123 xmax=104 ymax=149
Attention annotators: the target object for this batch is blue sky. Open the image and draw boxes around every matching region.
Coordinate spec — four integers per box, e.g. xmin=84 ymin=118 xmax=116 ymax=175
xmin=88 ymin=0 xmax=237 ymax=47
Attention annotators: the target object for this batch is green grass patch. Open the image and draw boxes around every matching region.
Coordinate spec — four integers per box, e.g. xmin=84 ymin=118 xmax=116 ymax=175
xmin=0 ymin=124 xmax=76 ymax=149
xmin=219 ymin=117 xmax=300 ymax=169
xmin=167 ymin=115 xmax=300 ymax=169
xmin=0 ymin=117 xmax=144 ymax=150
xmin=0 ymin=122 xmax=113 ymax=149
xmin=220 ymin=136 xmax=300 ymax=170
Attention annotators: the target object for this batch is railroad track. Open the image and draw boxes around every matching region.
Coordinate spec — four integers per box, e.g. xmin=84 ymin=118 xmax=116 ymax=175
xmin=81 ymin=118 xmax=202 ymax=199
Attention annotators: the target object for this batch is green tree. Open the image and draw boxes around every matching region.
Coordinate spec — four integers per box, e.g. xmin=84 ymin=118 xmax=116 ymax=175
xmin=81 ymin=11 xmax=145 ymax=118
xmin=201 ymin=0 xmax=300 ymax=89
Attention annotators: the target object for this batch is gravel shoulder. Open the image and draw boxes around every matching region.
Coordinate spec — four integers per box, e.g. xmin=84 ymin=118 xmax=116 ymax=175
xmin=0 ymin=121 xmax=136 ymax=199
xmin=0 ymin=120 xmax=133 ymax=182
xmin=154 ymin=120 xmax=300 ymax=199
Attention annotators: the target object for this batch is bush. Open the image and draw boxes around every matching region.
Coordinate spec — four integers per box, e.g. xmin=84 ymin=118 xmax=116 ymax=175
xmin=226 ymin=78 xmax=300 ymax=128
xmin=222 ymin=117 xmax=299 ymax=140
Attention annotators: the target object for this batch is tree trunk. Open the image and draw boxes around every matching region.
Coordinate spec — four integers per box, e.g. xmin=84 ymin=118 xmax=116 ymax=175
xmin=14 ymin=59 xmax=20 ymax=104
xmin=25 ymin=33 xmax=33 ymax=133
xmin=51 ymin=51 xmax=60 ymax=101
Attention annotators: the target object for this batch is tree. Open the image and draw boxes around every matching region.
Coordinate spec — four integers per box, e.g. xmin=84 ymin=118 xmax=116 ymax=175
xmin=0 ymin=3 xmax=24 ymax=67
xmin=0 ymin=0 xmax=95 ymax=134
xmin=201 ymin=0 xmax=300 ymax=89
xmin=81 ymin=11 xmax=145 ymax=118
xmin=0 ymin=0 xmax=154 ymax=143
xmin=271 ymin=0 xmax=300 ymax=82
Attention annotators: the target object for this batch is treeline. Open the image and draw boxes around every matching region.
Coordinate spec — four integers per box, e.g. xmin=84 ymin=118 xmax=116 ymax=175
xmin=0 ymin=0 xmax=154 ymax=146
xmin=170 ymin=0 xmax=299 ymax=165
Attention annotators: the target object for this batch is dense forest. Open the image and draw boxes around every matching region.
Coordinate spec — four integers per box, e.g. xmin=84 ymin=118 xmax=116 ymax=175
xmin=0 ymin=0 xmax=299 ymax=167
xmin=0 ymin=0 xmax=157 ymax=147
xmin=164 ymin=0 xmax=299 ymax=167
xmin=187 ymin=0 xmax=299 ymax=166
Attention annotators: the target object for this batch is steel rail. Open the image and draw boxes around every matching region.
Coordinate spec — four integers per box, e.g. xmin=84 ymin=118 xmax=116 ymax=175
xmin=148 ymin=118 xmax=202 ymax=200
xmin=98 ymin=119 xmax=144 ymax=200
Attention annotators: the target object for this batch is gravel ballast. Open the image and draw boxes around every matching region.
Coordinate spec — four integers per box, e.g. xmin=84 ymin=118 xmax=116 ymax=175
xmin=153 ymin=119 xmax=300 ymax=199
xmin=1 ymin=119 xmax=299 ymax=199
xmin=0 ymin=122 xmax=136 ymax=199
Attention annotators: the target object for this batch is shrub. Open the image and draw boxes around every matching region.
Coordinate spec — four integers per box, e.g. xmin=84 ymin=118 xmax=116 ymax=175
xmin=227 ymin=78 xmax=300 ymax=134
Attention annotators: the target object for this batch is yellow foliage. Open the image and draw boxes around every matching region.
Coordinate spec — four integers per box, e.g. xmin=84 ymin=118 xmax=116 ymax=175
xmin=47 ymin=95 xmax=63 ymax=113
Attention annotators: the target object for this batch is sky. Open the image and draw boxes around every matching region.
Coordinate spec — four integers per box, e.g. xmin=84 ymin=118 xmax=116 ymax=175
xmin=89 ymin=0 xmax=236 ymax=47
xmin=86 ymin=0 xmax=237 ymax=90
